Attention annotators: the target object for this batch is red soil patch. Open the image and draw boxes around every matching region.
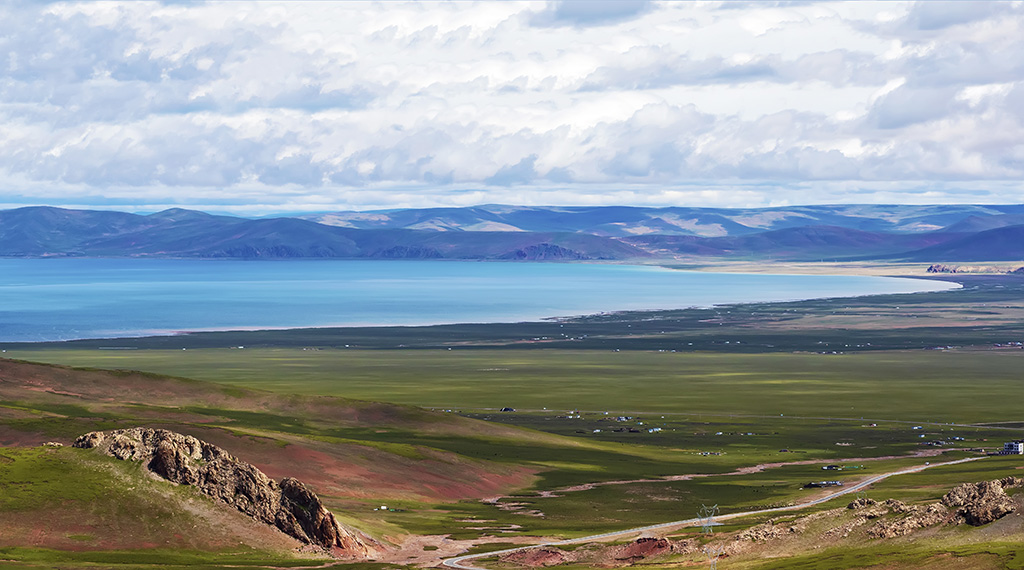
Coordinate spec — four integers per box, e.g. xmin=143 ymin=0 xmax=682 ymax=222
xmin=0 ymin=358 xmax=537 ymax=503
xmin=144 ymin=423 xmax=535 ymax=503
xmin=612 ymin=537 xmax=671 ymax=560
xmin=0 ymin=425 xmax=48 ymax=447
xmin=503 ymin=547 xmax=569 ymax=567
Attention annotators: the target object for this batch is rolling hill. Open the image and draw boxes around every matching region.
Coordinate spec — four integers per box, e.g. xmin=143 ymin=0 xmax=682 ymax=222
xmin=0 ymin=204 xmax=1022 ymax=262
xmin=896 ymin=225 xmax=1024 ymax=261
xmin=303 ymin=204 xmax=1024 ymax=237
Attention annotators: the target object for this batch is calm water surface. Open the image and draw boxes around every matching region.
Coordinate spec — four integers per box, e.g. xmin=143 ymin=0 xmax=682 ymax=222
xmin=0 ymin=259 xmax=957 ymax=342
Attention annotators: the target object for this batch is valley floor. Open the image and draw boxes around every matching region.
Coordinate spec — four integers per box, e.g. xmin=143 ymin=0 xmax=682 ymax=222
xmin=1 ymin=268 xmax=1023 ymax=569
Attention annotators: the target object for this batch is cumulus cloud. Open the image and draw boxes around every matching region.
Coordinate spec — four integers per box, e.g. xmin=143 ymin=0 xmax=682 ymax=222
xmin=0 ymin=0 xmax=1022 ymax=213
xmin=902 ymin=0 xmax=1006 ymax=31
xmin=485 ymin=155 xmax=539 ymax=186
xmin=530 ymin=0 xmax=653 ymax=27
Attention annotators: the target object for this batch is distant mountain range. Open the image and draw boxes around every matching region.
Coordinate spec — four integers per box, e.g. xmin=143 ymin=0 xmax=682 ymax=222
xmin=301 ymin=204 xmax=1024 ymax=236
xmin=2 ymin=204 xmax=1024 ymax=262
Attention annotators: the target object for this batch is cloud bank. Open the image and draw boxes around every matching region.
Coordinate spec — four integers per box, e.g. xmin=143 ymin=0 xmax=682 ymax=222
xmin=0 ymin=0 xmax=1022 ymax=213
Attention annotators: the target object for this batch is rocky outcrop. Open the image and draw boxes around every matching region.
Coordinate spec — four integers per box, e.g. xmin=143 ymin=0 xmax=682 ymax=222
xmin=73 ymin=428 xmax=379 ymax=556
xmin=867 ymin=503 xmax=948 ymax=538
xmin=847 ymin=497 xmax=877 ymax=510
xmin=850 ymin=478 xmax=1019 ymax=538
xmin=1000 ymin=476 xmax=1024 ymax=488
xmin=846 ymin=498 xmax=889 ymax=521
xmin=739 ymin=518 xmax=805 ymax=542
xmin=942 ymin=480 xmax=1016 ymax=526
xmin=500 ymin=537 xmax=688 ymax=568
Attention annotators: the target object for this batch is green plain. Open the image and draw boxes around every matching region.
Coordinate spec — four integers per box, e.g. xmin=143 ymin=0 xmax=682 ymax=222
xmin=6 ymin=348 xmax=1023 ymax=424
xmin=2 ymin=275 xmax=1024 ymax=568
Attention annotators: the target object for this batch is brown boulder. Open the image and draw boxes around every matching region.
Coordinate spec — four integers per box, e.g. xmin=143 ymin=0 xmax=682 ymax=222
xmin=1000 ymin=476 xmax=1024 ymax=489
xmin=942 ymin=480 xmax=1016 ymax=526
xmin=847 ymin=497 xmax=877 ymax=509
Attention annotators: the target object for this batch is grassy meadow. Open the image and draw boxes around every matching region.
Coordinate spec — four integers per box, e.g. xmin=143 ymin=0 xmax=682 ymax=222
xmin=3 ymin=347 xmax=1023 ymax=541
xmin=2 ymin=276 xmax=1024 ymax=568
xmin=5 ymin=347 xmax=1023 ymax=424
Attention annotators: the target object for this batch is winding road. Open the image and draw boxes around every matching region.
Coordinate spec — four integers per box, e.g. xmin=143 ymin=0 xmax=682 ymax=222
xmin=442 ymin=456 xmax=985 ymax=570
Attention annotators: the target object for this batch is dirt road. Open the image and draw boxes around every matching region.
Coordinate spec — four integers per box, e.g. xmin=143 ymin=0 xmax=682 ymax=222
xmin=442 ymin=456 xmax=986 ymax=570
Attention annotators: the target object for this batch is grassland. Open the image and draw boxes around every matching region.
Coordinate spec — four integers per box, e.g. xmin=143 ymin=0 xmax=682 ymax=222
xmin=2 ymin=349 xmax=1022 ymax=543
xmin=1 ymin=274 xmax=1023 ymax=568
xmin=5 ymin=348 xmax=1023 ymax=424
xmin=0 ymin=445 xmax=333 ymax=568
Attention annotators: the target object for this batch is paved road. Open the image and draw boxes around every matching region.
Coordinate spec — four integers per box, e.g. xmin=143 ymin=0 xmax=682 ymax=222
xmin=442 ymin=456 xmax=985 ymax=570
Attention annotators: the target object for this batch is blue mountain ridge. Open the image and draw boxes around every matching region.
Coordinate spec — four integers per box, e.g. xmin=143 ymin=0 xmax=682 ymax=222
xmin=0 ymin=204 xmax=1022 ymax=262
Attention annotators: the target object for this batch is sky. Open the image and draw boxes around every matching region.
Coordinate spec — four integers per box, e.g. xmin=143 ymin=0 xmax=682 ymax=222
xmin=1 ymin=1 xmax=1023 ymax=215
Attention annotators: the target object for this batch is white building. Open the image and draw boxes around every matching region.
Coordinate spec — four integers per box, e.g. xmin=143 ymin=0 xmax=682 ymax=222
xmin=1002 ymin=441 xmax=1024 ymax=455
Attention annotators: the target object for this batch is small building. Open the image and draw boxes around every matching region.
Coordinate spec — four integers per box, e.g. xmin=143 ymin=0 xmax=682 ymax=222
xmin=1001 ymin=441 xmax=1024 ymax=455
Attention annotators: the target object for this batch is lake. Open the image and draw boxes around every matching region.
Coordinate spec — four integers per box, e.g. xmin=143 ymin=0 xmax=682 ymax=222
xmin=0 ymin=259 xmax=957 ymax=342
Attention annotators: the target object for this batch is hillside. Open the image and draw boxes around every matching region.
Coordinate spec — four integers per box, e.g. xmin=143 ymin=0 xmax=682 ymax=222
xmin=5 ymin=337 xmax=1024 ymax=568
xmin=623 ymin=225 xmax=961 ymax=260
xmin=0 ymin=357 xmax=554 ymax=565
xmin=0 ymin=206 xmax=646 ymax=260
xmin=303 ymin=204 xmax=1024 ymax=236
xmin=897 ymin=225 xmax=1024 ymax=261
xmin=0 ymin=445 xmax=314 ymax=562
xmin=0 ymin=204 xmax=1023 ymax=261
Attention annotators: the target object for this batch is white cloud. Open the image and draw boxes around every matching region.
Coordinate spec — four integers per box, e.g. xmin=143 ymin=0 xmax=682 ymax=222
xmin=0 ymin=0 xmax=1022 ymax=213
xmin=530 ymin=0 xmax=653 ymax=28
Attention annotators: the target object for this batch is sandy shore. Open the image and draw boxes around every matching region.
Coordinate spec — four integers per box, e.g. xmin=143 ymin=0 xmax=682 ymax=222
xmin=653 ymin=260 xmax=939 ymax=277
xmin=642 ymin=258 xmax=1024 ymax=277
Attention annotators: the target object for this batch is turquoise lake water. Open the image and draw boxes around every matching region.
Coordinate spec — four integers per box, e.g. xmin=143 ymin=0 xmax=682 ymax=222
xmin=0 ymin=259 xmax=957 ymax=342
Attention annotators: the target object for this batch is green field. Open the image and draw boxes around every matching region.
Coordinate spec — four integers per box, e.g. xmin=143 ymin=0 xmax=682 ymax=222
xmin=4 ymin=347 xmax=1023 ymax=541
xmin=3 ymin=277 xmax=1024 ymax=568
xmin=7 ymin=348 xmax=1023 ymax=424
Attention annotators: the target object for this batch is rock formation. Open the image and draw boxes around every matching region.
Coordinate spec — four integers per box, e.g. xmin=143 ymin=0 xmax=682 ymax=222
xmin=73 ymin=428 xmax=379 ymax=556
xmin=502 ymin=547 xmax=570 ymax=567
xmin=499 ymin=537 xmax=686 ymax=568
xmin=866 ymin=501 xmax=948 ymax=538
xmin=737 ymin=478 xmax=1022 ymax=547
xmin=738 ymin=518 xmax=805 ymax=542
xmin=846 ymin=497 xmax=877 ymax=510
xmin=942 ymin=479 xmax=1017 ymax=526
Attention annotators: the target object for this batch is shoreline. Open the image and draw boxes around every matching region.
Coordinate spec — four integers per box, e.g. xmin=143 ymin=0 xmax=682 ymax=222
xmin=655 ymin=260 xmax=989 ymax=277
xmin=0 ymin=266 xmax=973 ymax=349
